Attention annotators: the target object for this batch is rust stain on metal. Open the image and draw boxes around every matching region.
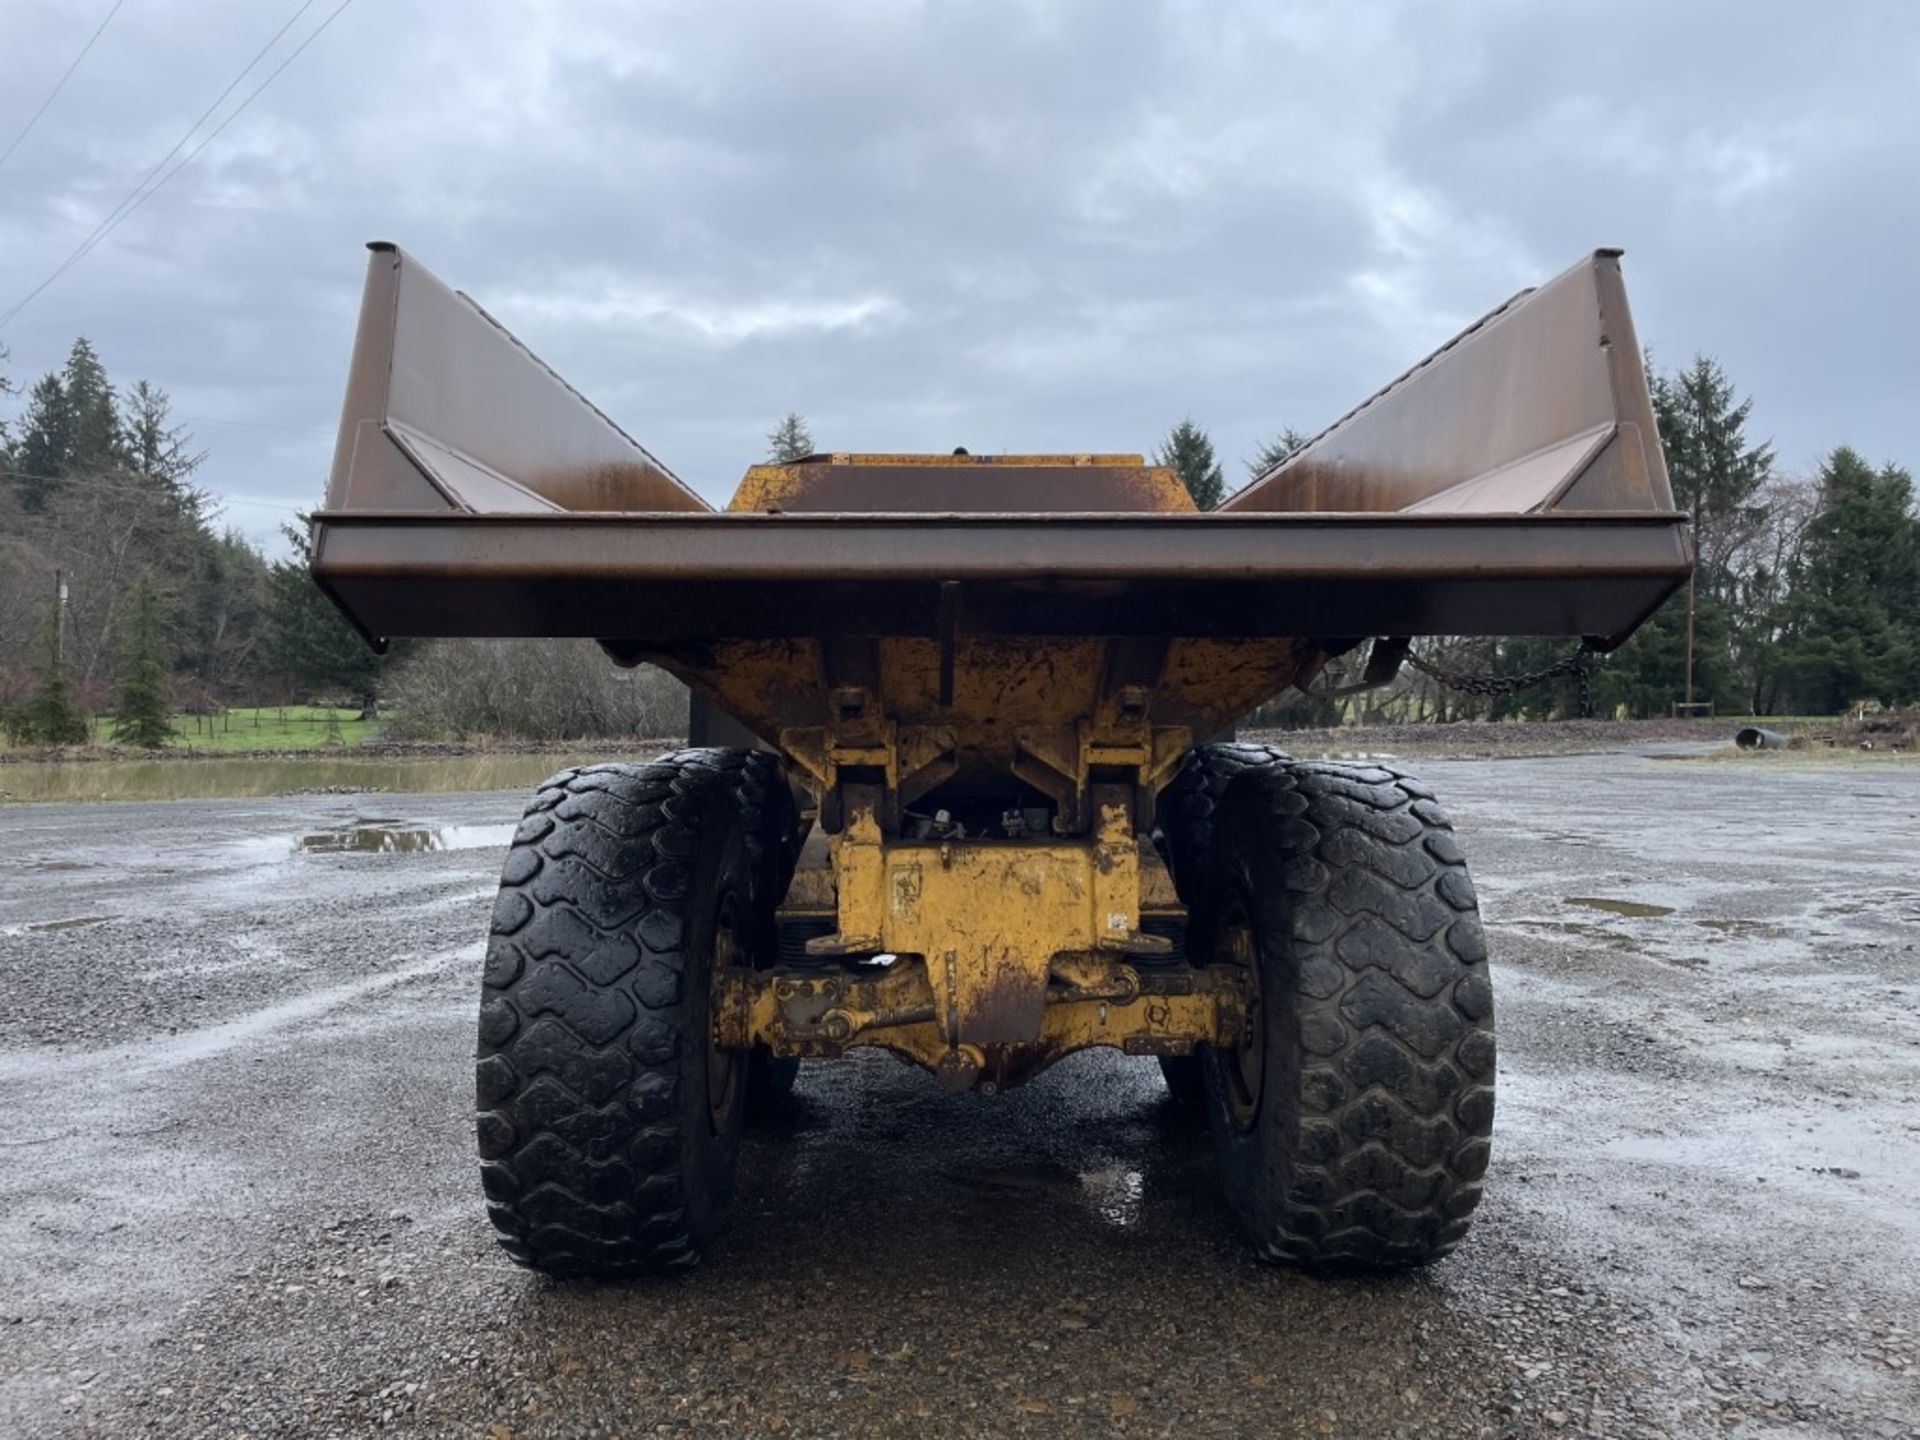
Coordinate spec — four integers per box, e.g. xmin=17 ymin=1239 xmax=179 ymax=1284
xmin=729 ymin=454 xmax=1193 ymax=515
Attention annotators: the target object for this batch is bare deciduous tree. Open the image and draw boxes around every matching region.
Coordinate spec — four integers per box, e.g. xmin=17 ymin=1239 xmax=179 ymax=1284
xmin=384 ymin=639 xmax=689 ymax=742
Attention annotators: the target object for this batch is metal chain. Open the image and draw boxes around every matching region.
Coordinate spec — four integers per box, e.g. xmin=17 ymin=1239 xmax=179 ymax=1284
xmin=1403 ymin=639 xmax=1602 ymax=717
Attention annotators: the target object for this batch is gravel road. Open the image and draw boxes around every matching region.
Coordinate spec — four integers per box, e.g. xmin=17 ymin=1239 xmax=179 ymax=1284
xmin=2 ymin=753 xmax=1917 ymax=1439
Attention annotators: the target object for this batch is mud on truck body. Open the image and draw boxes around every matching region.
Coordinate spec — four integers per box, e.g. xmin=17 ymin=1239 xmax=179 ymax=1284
xmin=311 ymin=245 xmax=1691 ymax=1275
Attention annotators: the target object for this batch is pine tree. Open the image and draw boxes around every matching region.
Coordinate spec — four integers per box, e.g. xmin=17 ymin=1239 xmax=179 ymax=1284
xmin=60 ymin=338 xmax=123 ymax=474
xmin=112 ymin=573 xmax=177 ymax=749
xmin=766 ymin=412 xmax=815 ymax=463
xmin=1592 ymin=354 xmax=1776 ymax=715
xmin=1247 ymin=427 xmax=1309 ymax=477
xmin=11 ymin=339 xmax=128 ymax=510
xmin=1651 ymin=356 xmax=1774 ymax=599
xmin=25 ymin=589 xmax=90 ymax=745
xmin=124 ymin=379 xmax=206 ymax=519
xmin=14 ymin=372 xmax=71 ymax=508
xmin=264 ymin=523 xmax=397 ymax=714
xmin=1155 ymin=418 xmax=1225 ymax=510
xmin=1774 ymin=448 xmax=1920 ymax=712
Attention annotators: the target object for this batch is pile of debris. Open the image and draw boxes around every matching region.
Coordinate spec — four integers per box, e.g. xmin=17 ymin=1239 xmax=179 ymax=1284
xmin=1844 ymin=712 xmax=1918 ymax=751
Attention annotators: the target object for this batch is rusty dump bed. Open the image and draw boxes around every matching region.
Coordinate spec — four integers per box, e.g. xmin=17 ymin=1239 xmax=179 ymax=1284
xmin=311 ymin=244 xmax=1689 ymax=742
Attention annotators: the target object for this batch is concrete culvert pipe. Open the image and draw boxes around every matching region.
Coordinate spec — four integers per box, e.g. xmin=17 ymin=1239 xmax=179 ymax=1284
xmin=1735 ymin=726 xmax=1789 ymax=750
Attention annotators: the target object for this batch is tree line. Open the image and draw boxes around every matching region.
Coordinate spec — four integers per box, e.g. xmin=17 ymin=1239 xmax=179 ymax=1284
xmin=3 ymin=341 xmax=1915 ymax=748
xmin=1150 ymin=362 xmax=1919 ymax=722
xmin=0 ymin=336 xmax=385 ymax=743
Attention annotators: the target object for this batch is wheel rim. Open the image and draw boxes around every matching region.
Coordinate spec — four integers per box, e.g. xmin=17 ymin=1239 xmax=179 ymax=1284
xmin=1215 ymin=901 xmax=1263 ymax=1131
xmin=706 ymin=901 xmax=747 ymax=1133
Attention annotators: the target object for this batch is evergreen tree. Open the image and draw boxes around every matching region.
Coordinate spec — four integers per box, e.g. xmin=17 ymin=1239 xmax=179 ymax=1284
xmin=12 ymin=339 xmax=128 ymax=510
xmin=60 ymin=338 xmax=123 ymax=474
xmin=264 ymin=523 xmax=397 ymax=714
xmin=1651 ymin=356 xmax=1774 ymax=598
xmin=24 ymin=589 xmax=90 ymax=745
xmin=1156 ymin=418 xmax=1225 ymax=510
xmin=1594 ymin=354 xmax=1775 ymax=714
xmin=14 ymin=372 xmax=71 ymax=508
xmin=1247 ymin=427 xmax=1310 ymax=477
xmin=1582 ymin=600 xmax=1741 ymax=718
xmin=766 ymin=412 xmax=815 ymax=462
xmin=1773 ymin=448 xmax=1920 ymax=711
xmin=124 ymin=379 xmax=207 ymax=519
xmin=112 ymin=572 xmax=176 ymax=748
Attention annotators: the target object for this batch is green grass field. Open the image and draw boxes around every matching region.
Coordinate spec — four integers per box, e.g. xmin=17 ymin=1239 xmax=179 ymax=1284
xmin=161 ymin=705 xmax=384 ymax=751
xmin=0 ymin=705 xmax=384 ymax=754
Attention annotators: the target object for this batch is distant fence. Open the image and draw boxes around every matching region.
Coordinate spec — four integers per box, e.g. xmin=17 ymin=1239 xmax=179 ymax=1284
xmin=175 ymin=706 xmax=359 ymax=739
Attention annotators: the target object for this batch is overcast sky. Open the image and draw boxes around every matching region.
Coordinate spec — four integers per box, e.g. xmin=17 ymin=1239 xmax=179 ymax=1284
xmin=2 ymin=0 xmax=1916 ymax=553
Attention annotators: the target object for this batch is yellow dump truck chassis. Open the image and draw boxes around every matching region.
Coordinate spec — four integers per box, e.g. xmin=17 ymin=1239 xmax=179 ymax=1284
xmin=311 ymin=244 xmax=1689 ymax=1281
xmin=726 ymin=714 xmax=1245 ymax=1093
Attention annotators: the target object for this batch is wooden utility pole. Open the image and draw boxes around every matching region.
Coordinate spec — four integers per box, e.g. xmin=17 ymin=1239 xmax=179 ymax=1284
xmin=53 ymin=568 xmax=67 ymax=664
xmin=1683 ymin=571 xmax=1696 ymax=710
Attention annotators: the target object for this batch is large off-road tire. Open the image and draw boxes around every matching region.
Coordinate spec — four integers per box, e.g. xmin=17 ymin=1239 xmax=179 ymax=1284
xmin=1152 ymin=742 xmax=1292 ymax=908
xmin=715 ymin=749 xmax=806 ymax=1123
xmin=1153 ymin=744 xmax=1293 ymax=1112
xmin=1195 ymin=760 xmax=1494 ymax=1269
xmin=475 ymin=750 xmax=791 ymax=1277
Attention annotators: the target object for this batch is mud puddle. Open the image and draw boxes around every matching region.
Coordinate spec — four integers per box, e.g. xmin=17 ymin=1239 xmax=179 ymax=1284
xmin=212 ymin=819 xmax=516 ymax=868
xmin=1566 ymin=895 xmax=1676 ymax=918
xmin=942 ymin=1159 xmax=1151 ymax=1229
xmin=290 ymin=821 xmax=515 ymax=855
xmin=0 ymin=914 xmax=117 ymax=936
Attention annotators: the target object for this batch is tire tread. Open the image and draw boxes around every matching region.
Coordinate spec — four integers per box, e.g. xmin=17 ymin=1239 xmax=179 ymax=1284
xmin=1205 ymin=760 xmax=1494 ymax=1269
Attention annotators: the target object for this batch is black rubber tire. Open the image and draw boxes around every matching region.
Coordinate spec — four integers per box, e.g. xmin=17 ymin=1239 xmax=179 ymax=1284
xmin=719 ymin=748 xmax=805 ymax=918
xmin=475 ymin=751 xmax=781 ymax=1277
xmin=703 ymin=749 xmax=805 ymax=1125
xmin=1196 ymin=760 xmax=1495 ymax=1269
xmin=1152 ymin=744 xmax=1291 ymax=1120
xmin=1152 ymin=742 xmax=1292 ymax=908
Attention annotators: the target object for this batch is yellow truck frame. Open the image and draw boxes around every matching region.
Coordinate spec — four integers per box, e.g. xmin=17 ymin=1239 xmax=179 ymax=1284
xmin=313 ymin=244 xmax=1689 ymax=1276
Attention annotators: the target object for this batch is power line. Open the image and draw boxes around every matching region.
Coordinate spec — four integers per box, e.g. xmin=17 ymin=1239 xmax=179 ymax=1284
xmin=0 ymin=0 xmax=322 ymax=328
xmin=0 ymin=0 xmax=128 ymax=174
xmin=0 ymin=0 xmax=356 ymax=331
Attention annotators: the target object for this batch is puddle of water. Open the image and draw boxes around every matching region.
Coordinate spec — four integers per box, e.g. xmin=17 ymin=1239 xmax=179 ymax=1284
xmin=1567 ymin=896 xmax=1676 ymax=919
xmin=1512 ymin=918 xmax=1631 ymax=945
xmin=9 ymin=915 xmax=116 ymax=935
xmin=293 ymin=822 xmax=515 ymax=855
xmin=945 ymin=1160 xmax=1148 ymax=1230
xmin=0 ymin=751 xmax=640 ymax=804
xmin=1077 ymin=1165 xmax=1146 ymax=1228
xmin=1695 ymin=917 xmax=1790 ymax=939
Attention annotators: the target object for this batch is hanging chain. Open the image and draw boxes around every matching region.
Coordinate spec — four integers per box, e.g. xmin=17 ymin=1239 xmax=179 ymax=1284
xmin=1403 ymin=638 xmax=1604 ymax=718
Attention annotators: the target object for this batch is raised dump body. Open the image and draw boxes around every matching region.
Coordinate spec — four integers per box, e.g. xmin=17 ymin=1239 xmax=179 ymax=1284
xmin=313 ymin=245 xmax=1688 ymax=1277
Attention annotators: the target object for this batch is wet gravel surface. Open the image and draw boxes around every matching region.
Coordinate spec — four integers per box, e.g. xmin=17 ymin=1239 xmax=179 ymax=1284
xmin=2 ymin=754 xmax=1917 ymax=1439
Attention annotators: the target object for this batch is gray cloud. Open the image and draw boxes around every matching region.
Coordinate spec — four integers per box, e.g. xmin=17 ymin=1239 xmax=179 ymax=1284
xmin=2 ymin=0 xmax=1915 ymax=553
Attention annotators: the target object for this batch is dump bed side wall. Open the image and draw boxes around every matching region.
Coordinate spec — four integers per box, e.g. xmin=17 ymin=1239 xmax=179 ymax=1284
xmin=311 ymin=245 xmax=1692 ymax=743
xmin=325 ymin=243 xmax=707 ymax=516
xmin=1223 ymin=252 xmax=1673 ymax=518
